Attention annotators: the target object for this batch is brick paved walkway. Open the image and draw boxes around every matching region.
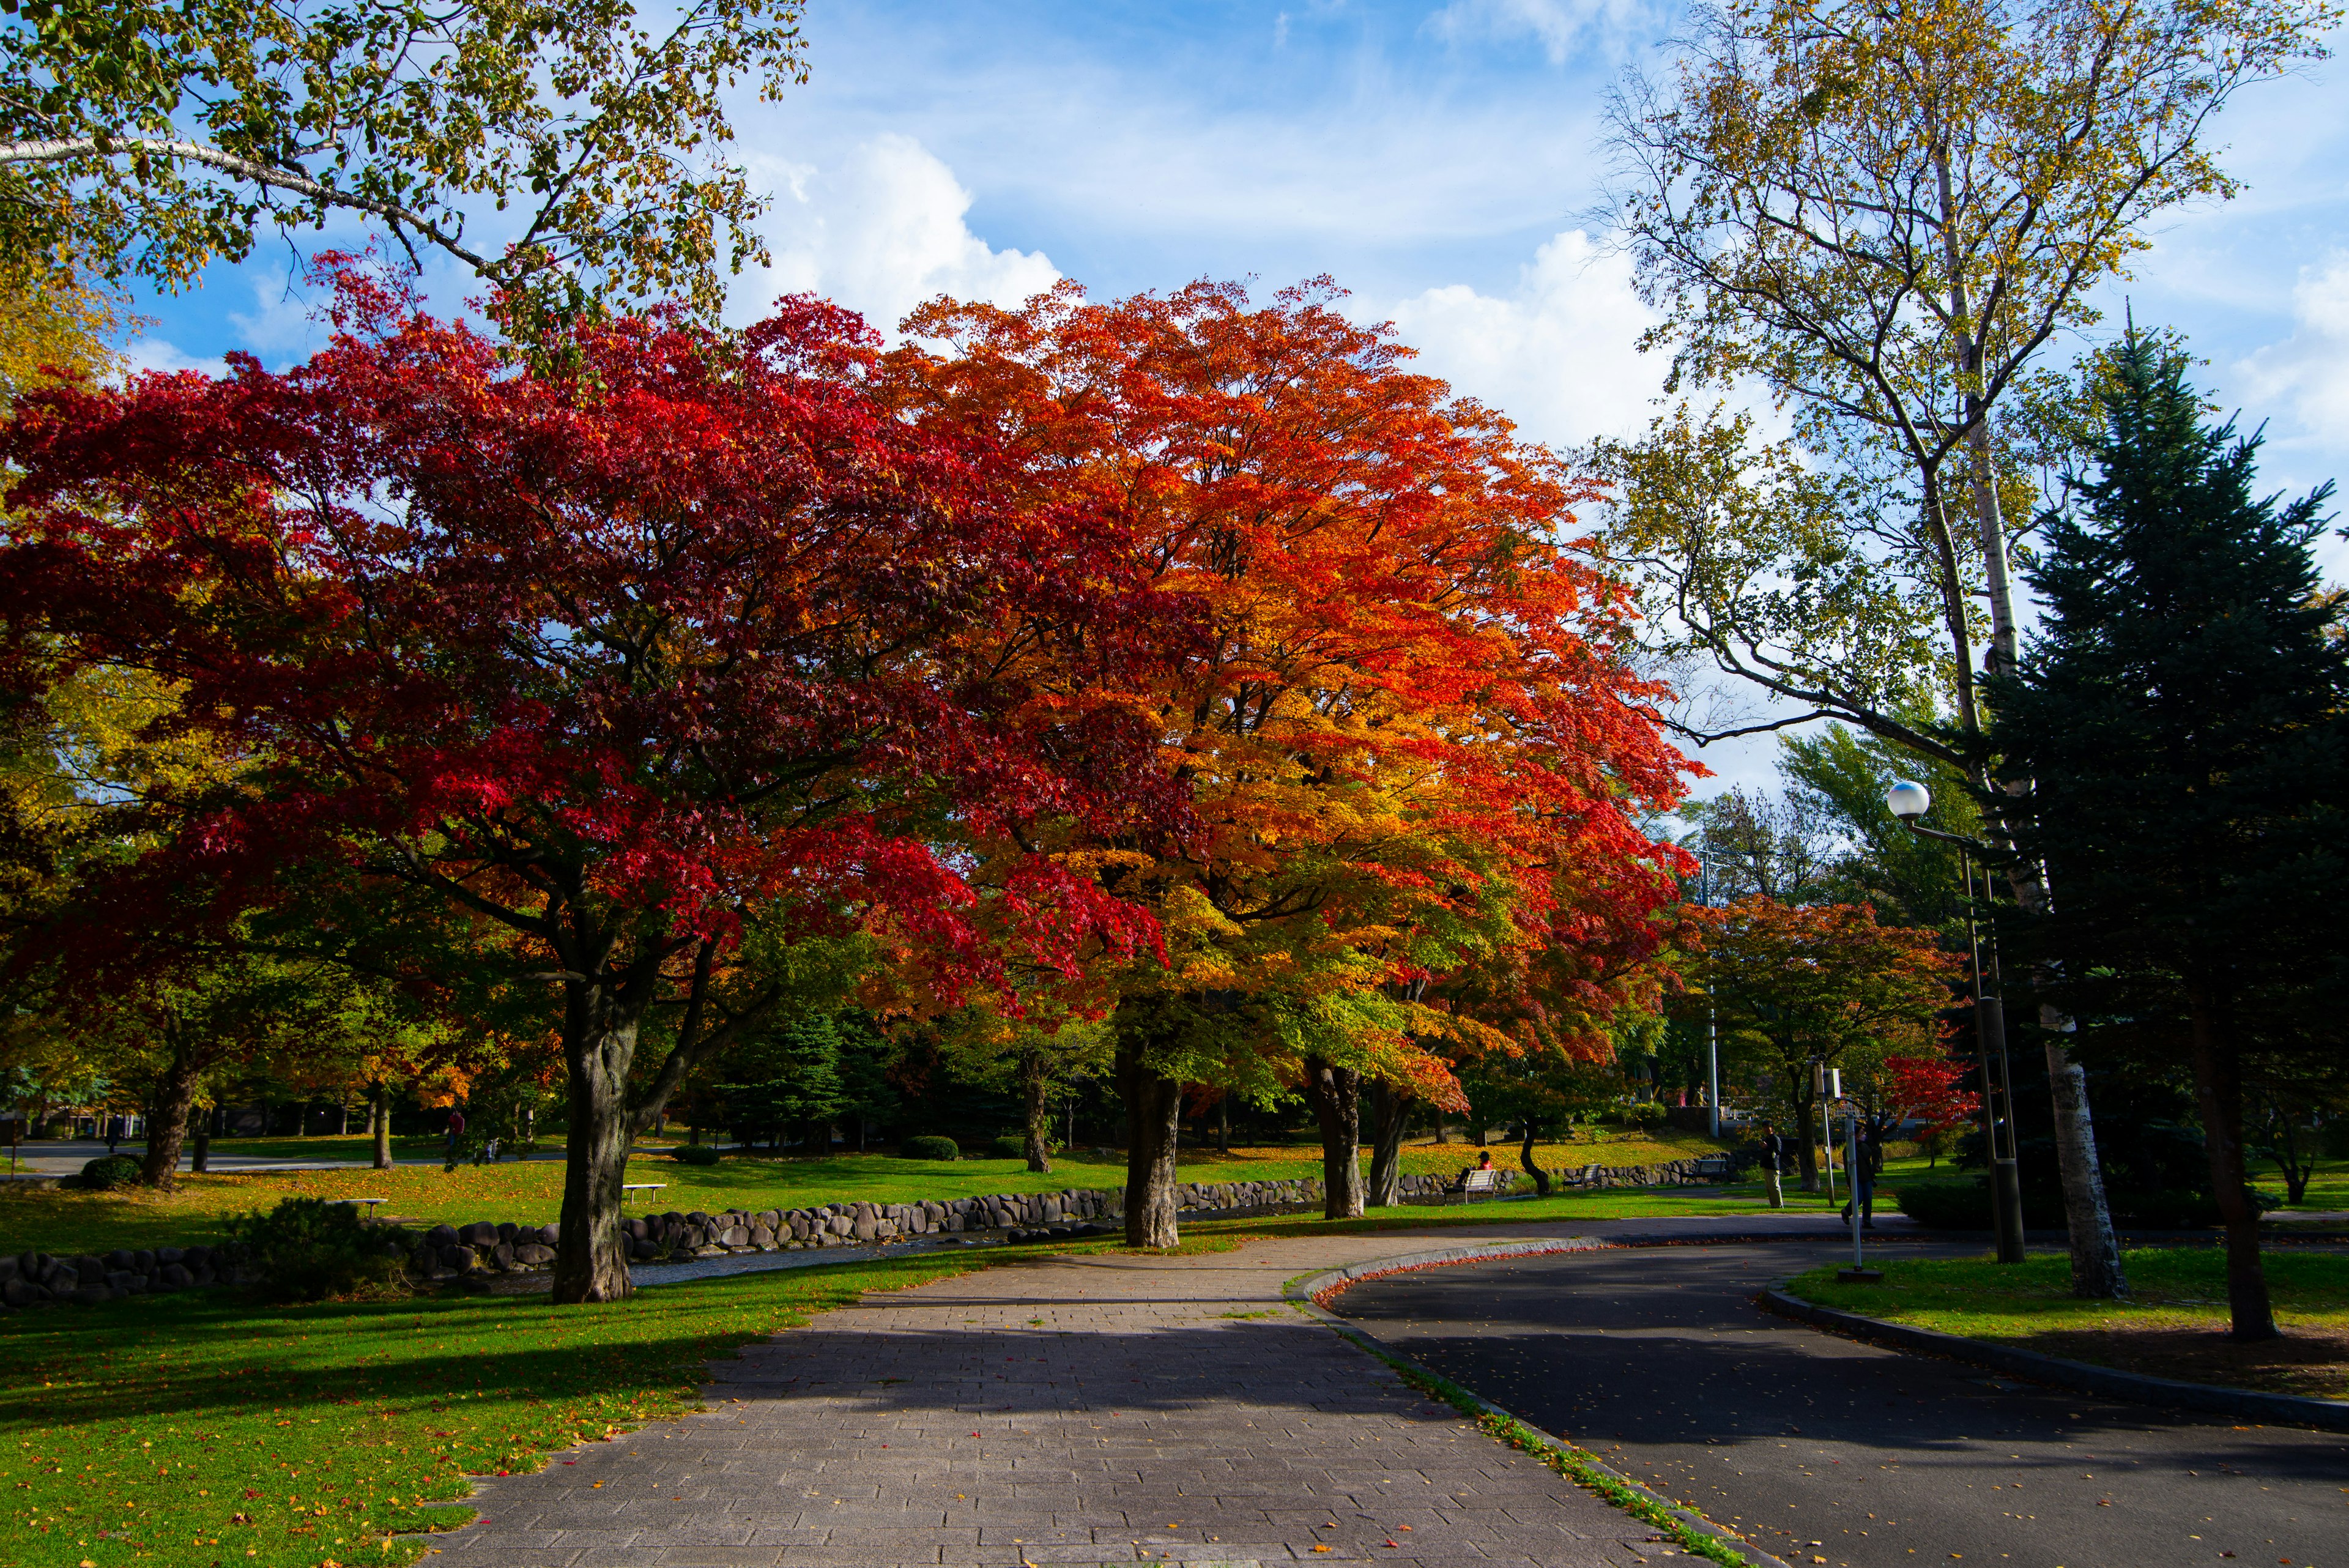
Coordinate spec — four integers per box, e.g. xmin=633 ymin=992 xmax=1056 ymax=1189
xmin=425 ymin=1219 xmax=1753 ymax=1568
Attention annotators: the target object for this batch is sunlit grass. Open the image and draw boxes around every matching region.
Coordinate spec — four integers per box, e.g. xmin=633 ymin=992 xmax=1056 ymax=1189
xmin=1784 ymin=1247 xmax=2349 ymax=1399
xmin=0 ymin=1132 xmax=1735 ymax=1256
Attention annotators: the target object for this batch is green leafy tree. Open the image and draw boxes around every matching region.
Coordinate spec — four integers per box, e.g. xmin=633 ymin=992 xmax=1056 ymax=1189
xmin=1595 ymin=0 xmax=2335 ymax=1296
xmin=1987 ymin=336 xmax=2349 ymax=1339
xmin=714 ymin=1011 xmax=849 ymax=1153
xmin=1690 ymin=897 xmax=1961 ymax=1190
xmin=930 ymin=1001 xmax=1113 ymax=1174
xmin=0 ymin=0 xmax=809 ymax=311
xmin=1778 ymin=722 xmax=1980 ymax=933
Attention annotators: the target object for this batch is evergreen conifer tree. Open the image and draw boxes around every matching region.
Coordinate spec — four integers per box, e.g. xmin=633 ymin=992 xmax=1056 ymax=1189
xmin=1989 ymin=336 xmax=2348 ymax=1340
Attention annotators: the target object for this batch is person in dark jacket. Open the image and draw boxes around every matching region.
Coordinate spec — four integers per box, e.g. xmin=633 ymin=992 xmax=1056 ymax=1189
xmin=1841 ymin=1125 xmax=1884 ymax=1228
xmin=1756 ymin=1121 xmax=1789 ymax=1209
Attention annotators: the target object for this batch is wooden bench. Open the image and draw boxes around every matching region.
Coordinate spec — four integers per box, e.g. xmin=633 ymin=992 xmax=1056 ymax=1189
xmin=333 ymin=1197 xmax=389 ymax=1220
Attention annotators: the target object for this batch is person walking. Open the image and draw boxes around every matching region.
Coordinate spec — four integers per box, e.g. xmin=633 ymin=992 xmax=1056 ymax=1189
xmin=444 ymin=1107 xmax=466 ymax=1161
xmin=1757 ymin=1121 xmax=1787 ymax=1209
xmin=1841 ymin=1125 xmax=1883 ymax=1229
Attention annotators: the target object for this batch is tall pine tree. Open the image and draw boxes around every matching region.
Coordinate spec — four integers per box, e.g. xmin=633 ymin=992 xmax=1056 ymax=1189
xmin=1989 ymin=337 xmax=2348 ymax=1340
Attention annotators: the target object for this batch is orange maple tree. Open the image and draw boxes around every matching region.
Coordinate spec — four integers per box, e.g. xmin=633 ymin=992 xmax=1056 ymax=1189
xmin=889 ymin=280 xmax=1695 ymax=1242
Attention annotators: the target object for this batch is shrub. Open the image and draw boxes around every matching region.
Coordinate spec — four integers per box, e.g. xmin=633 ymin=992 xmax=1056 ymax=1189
xmin=1624 ymin=1101 xmax=1668 ymax=1129
xmin=901 ymin=1134 xmax=959 ymax=1162
xmin=78 ymin=1154 xmax=144 ymax=1191
xmin=990 ymin=1132 xmax=1060 ymax=1160
xmin=2109 ymin=1187 xmax=2279 ymax=1229
xmin=225 ymin=1197 xmax=406 ymax=1302
xmin=669 ymin=1143 xmax=723 ymax=1165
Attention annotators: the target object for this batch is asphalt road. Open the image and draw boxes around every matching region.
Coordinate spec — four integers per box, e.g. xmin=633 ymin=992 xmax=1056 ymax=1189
xmin=1334 ymin=1239 xmax=2349 ymax=1568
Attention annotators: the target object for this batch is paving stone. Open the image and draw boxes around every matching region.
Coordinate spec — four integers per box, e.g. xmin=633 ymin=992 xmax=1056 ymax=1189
xmin=421 ymin=1219 xmax=1805 ymax=1568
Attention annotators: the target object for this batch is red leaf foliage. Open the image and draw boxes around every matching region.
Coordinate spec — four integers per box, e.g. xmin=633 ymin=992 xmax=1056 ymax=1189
xmin=0 ymin=272 xmax=1189 ymax=1003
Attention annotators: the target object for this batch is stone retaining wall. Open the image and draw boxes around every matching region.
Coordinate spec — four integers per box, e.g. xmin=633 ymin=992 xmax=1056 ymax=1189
xmin=1 ymin=1243 xmax=251 ymax=1308
xmin=1 ymin=1157 xmax=1731 ymax=1307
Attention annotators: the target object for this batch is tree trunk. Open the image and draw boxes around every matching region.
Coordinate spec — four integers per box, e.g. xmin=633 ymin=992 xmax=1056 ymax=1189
xmin=1471 ymin=1118 xmax=1485 ymax=1148
xmin=2188 ymin=998 xmax=2276 ymax=1340
xmin=1367 ymin=1080 xmax=1409 ymax=1208
xmin=2042 ymin=1033 xmax=2127 ymax=1296
xmin=1518 ymin=1122 xmax=1551 ymax=1197
xmin=371 ymin=1080 xmax=393 ymax=1170
xmin=1302 ymin=1056 xmax=1365 ymax=1219
xmin=139 ymin=1049 xmax=204 ymax=1192
xmin=1791 ymin=1087 xmax=1820 ymax=1191
xmin=1217 ymin=1093 xmax=1230 ymax=1155
xmin=189 ymin=1105 xmax=210 ymax=1173
xmin=1433 ymin=1110 xmax=1449 ymax=1145
xmin=1020 ymin=1047 xmax=1053 ymax=1174
xmin=551 ymin=989 xmax=644 ymax=1305
xmin=1118 ymin=1035 xmax=1182 ymax=1248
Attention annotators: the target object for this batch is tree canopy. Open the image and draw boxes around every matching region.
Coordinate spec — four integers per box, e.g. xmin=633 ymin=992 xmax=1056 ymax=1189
xmin=1988 ymin=335 xmax=2349 ymax=1339
xmin=1 ymin=0 xmax=809 ymax=309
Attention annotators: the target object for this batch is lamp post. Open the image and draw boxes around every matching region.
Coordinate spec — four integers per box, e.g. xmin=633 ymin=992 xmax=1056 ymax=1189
xmin=1691 ymin=847 xmax=1725 ymax=1139
xmin=1887 ymin=781 xmax=2027 ymax=1263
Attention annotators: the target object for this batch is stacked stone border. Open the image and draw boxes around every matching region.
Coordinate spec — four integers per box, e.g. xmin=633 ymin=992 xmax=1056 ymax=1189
xmin=0 ymin=1156 xmax=1737 ymax=1309
xmin=1760 ymin=1284 xmax=2349 ymax=1433
xmin=1284 ymin=1237 xmax=1791 ymax=1568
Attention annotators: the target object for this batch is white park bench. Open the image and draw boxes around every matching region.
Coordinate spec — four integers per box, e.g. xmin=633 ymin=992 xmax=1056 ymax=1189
xmin=1449 ymin=1168 xmax=1504 ymax=1203
xmin=333 ymin=1197 xmax=390 ymax=1220
xmin=621 ymin=1183 xmax=666 ymax=1206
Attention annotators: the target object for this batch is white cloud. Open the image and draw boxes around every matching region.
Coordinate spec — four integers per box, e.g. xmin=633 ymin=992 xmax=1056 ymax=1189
xmin=121 ymin=338 xmax=225 ymax=379
xmin=226 ymin=269 xmax=333 ymax=363
xmin=737 ymin=134 xmax=1059 ymax=335
xmin=1425 ymin=0 xmax=1656 ymax=63
xmin=2236 ymin=254 xmax=2349 ymax=445
xmin=1380 ymin=228 xmax=1664 ymax=450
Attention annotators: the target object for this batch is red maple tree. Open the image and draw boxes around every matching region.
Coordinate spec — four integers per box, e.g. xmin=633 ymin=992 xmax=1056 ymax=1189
xmin=889 ymin=280 xmax=1694 ymax=1241
xmin=1887 ymin=1055 xmax=1981 ymax=1165
xmin=0 ymin=270 xmax=1187 ymax=1300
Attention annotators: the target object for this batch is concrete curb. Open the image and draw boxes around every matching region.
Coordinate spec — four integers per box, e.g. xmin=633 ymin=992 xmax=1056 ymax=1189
xmin=1282 ymin=1238 xmax=1794 ymax=1568
xmin=1759 ymin=1286 xmax=2349 ymax=1433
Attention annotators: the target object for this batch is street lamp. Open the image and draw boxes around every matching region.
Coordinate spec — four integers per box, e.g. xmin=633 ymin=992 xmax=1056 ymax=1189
xmin=1887 ymin=781 xmax=2027 ymax=1263
xmin=1690 ymin=847 xmax=1726 ymax=1140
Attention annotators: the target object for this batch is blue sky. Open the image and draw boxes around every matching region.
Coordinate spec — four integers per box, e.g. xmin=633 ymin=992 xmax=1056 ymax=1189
xmin=125 ymin=0 xmax=2349 ymax=796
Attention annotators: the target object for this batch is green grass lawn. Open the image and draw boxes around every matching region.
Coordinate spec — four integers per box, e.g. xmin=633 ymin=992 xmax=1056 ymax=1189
xmin=0 ymin=1131 xmax=1734 ymax=1257
xmin=1 ymin=1236 xmax=1176 ymax=1568
xmin=1784 ymin=1246 xmax=2349 ymax=1400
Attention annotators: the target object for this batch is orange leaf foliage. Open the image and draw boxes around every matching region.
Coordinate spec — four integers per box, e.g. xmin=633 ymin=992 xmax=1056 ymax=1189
xmin=888 ymin=278 xmax=1697 ymax=1092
